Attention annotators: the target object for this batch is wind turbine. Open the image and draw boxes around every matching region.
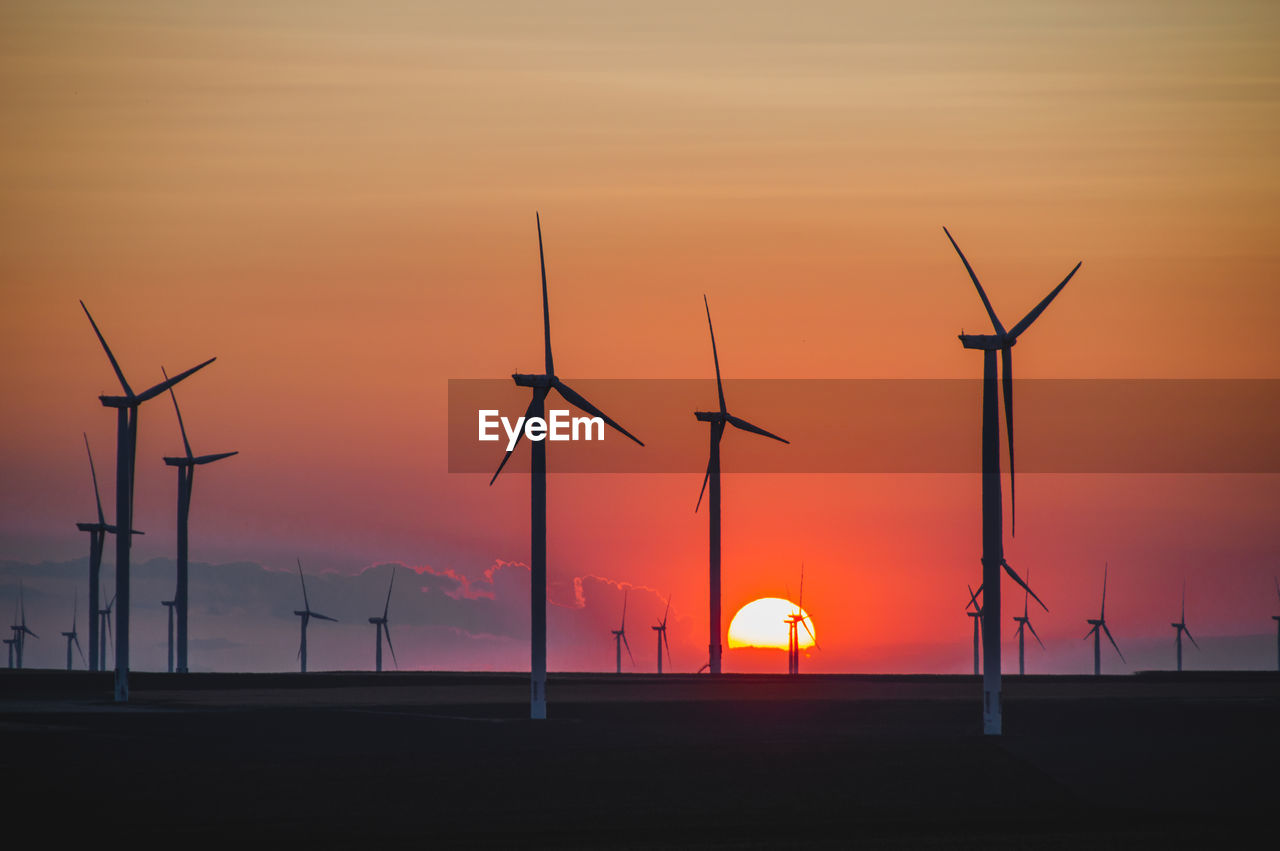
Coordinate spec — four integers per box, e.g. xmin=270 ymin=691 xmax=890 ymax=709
xmin=784 ymin=566 xmax=816 ymax=675
xmin=161 ymin=599 xmax=176 ymax=673
xmin=652 ymin=595 xmax=672 ymax=674
xmin=10 ymin=582 xmax=37 ymax=668
xmin=1272 ymin=577 xmax=1280 ymax=673
xmin=294 ymin=559 xmax=337 ymax=673
xmin=1084 ymin=563 xmax=1123 ymax=675
xmin=97 ymin=592 xmax=115 ymax=672
xmin=63 ymin=591 xmax=87 ymax=671
xmin=161 ymin=369 xmax=237 ymax=675
xmin=1011 ymin=569 xmax=1044 ymax=675
xmin=611 ymin=589 xmax=635 ymax=674
xmin=81 ymin=301 xmax=214 ymax=701
xmin=945 ymin=227 xmax=1075 ymax=734
xmin=489 ymin=214 xmax=644 ymax=719
xmin=1171 ymin=580 xmax=1199 ymax=672
xmin=76 ymin=433 xmax=141 ymax=672
xmin=966 ymin=584 xmax=983 ymax=676
xmin=695 ymin=295 xmax=789 ymax=676
xmin=368 ymin=566 xmax=397 ymax=672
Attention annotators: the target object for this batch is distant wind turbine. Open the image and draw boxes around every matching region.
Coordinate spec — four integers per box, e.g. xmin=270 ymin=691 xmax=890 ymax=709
xmin=1171 ymin=580 xmax=1199 ymax=672
xmin=98 ymin=592 xmax=115 ymax=672
xmin=489 ymin=214 xmax=644 ymax=719
xmin=611 ymin=589 xmax=635 ymax=674
xmin=1011 ymin=569 xmax=1044 ymax=675
xmin=784 ymin=567 xmax=816 ymax=675
xmin=1273 ymin=577 xmax=1280 ymax=673
xmin=63 ymin=591 xmax=87 ymax=671
xmin=81 ymin=301 xmax=214 ymax=701
xmin=9 ymin=582 xmax=37 ymax=668
xmin=368 ymin=566 xmax=397 ymax=672
xmin=945 ymin=227 xmax=1073 ymax=734
xmin=652 ymin=595 xmax=672 ymax=674
xmin=966 ymin=584 xmax=983 ymax=676
xmin=1084 ymin=563 xmax=1123 ymax=675
xmin=161 ymin=599 xmax=176 ymax=673
xmin=695 ymin=295 xmax=788 ymax=676
xmin=162 ymin=368 xmax=238 ymax=675
xmin=294 ymin=559 xmax=337 ymax=673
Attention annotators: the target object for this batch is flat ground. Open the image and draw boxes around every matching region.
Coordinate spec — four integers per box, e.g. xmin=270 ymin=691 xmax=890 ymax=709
xmin=2 ymin=671 xmax=1276 ymax=847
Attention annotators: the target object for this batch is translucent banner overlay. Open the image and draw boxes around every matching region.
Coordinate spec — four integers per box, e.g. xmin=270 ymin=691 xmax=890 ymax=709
xmin=448 ymin=379 xmax=1280 ymax=474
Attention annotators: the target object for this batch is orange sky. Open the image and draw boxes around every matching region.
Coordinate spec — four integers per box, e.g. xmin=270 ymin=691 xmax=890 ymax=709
xmin=1 ymin=1 xmax=1278 ymax=672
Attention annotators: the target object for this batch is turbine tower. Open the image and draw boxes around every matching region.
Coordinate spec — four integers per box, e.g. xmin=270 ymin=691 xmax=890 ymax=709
xmin=76 ymin=433 xmax=140 ymax=672
xmin=1084 ymin=563 xmax=1123 ymax=675
xmin=1171 ymin=580 xmax=1199 ymax=672
xmin=489 ymin=214 xmax=644 ymax=719
xmin=81 ymin=301 xmax=214 ymax=701
xmin=1011 ymin=569 xmax=1044 ymax=675
xmin=652 ymin=595 xmax=672 ymax=674
xmin=965 ymin=584 xmax=983 ymax=676
xmin=294 ymin=559 xmax=337 ymax=673
xmin=162 ymin=368 xmax=237 ymax=675
xmin=161 ymin=599 xmax=176 ymax=673
xmin=784 ymin=568 xmax=815 ymax=675
xmin=611 ymin=589 xmax=635 ymax=674
xmin=4 ymin=637 xmax=14 ymax=669
xmin=9 ymin=583 xmax=38 ymax=668
xmin=63 ymin=591 xmax=87 ymax=671
xmin=97 ymin=592 xmax=115 ymax=671
xmin=945 ymin=227 xmax=1074 ymax=734
xmin=368 ymin=566 xmax=397 ymax=672
xmin=695 ymin=295 xmax=789 ymax=675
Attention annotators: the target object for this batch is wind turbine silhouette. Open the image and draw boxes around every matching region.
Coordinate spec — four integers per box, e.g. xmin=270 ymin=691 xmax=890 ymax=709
xmin=97 ymin=591 xmax=115 ymax=672
xmin=368 ymin=566 xmax=397 ymax=672
xmin=611 ymin=589 xmax=635 ymax=674
xmin=1171 ymin=580 xmax=1199 ymax=672
xmin=161 ymin=599 xmax=176 ymax=673
xmin=784 ymin=568 xmax=815 ymax=675
xmin=965 ymin=584 xmax=983 ymax=676
xmin=294 ymin=559 xmax=337 ymax=673
xmin=489 ymin=214 xmax=643 ymax=719
xmin=76 ymin=433 xmax=140 ymax=673
xmin=695 ymin=295 xmax=788 ymax=676
xmin=63 ymin=591 xmax=87 ymax=671
xmin=652 ymin=595 xmax=672 ymax=674
xmin=1272 ymin=578 xmax=1280 ymax=673
xmin=1084 ymin=563 xmax=1123 ymax=675
xmin=81 ymin=301 xmax=214 ymax=701
xmin=945 ymin=227 xmax=1074 ymax=734
xmin=162 ymin=368 xmax=237 ymax=675
xmin=10 ymin=582 xmax=37 ymax=668
xmin=1011 ymin=569 xmax=1044 ymax=675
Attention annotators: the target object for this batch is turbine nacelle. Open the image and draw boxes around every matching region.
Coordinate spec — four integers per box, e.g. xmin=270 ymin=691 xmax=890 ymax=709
xmin=958 ymin=333 xmax=1011 ymax=351
xmin=694 ymin=411 xmax=729 ymax=423
xmin=513 ymin=373 xmax=554 ymax=388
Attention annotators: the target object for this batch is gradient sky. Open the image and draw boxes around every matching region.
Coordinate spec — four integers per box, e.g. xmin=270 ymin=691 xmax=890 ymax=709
xmin=2 ymin=1 xmax=1278 ymax=673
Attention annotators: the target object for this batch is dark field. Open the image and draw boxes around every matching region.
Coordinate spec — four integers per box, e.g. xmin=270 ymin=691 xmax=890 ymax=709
xmin=2 ymin=671 xmax=1277 ymax=847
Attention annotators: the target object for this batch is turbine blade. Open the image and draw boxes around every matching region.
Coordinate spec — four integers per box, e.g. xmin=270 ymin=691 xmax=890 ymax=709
xmin=1007 ymin=262 xmax=1081 ymax=340
xmin=161 ymin=367 xmax=193 ymax=459
xmin=663 ymin=629 xmax=672 ymax=667
xmin=193 ymin=451 xmax=238 ymax=465
xmin=622 ymin=632 xmax=635 ymax=666
xmin=297 ymin=559 xmax=310 ymax=611
xmin=620 ymin=588 xmax=628 ymax=632
xmin=133 ymin=357 xmax=216 ymax=404
xmin=1083 ymin=626 xmax=1096 ymax=641
xmin=1102 ymin=623 xmax=1124 ymax=662
xmin=1101 ymin=563 xmax=1108 ymax=620
xmin=662 ymin=594 xmax=671 ymax=625
xmin=966 ymin=583 xmax=982 ymax=614
xmin=552 ymin=378 xmax=644 ymax=446
xmin=1184 ymin=626 xmax=1200 ymax=650
xmin=942 ymin=228 xmax=1006 ymax=336
xmin=80 ymin=301 xmax=133 ymax=397
xmin=1003 ymin=560 xmax=1047 ymax=612
xmin=384 ymin=566 xmax=395 ymax=620
xmin=1181 ymin=579 xmax=1186 ymax=623
xmin=84 ymin=433 xmax=106 ymax=525
xmin=726 ymin=414 xmax=788 ymax=444
xmin=384 ymin=623 xmax=398 ymax=669
xmin=489 ymin=392 xmax=542 ymax=486
xmin=1002 ymin=346 xmax=1016 ymax=537
xmin=1027 ymin=620 xmax=1045 ymax=649
xmin=75 ymin=634 xmax=86 ymax=664
xmin=704 ymin=295 xmax=726 ymax=414
xmin=536 ymin=212 xmax=553 ymax=376
xmin=695 ymin=458 xmax=712 ymax=513
xmin=312 ymin=613 xmax=338 ymax=623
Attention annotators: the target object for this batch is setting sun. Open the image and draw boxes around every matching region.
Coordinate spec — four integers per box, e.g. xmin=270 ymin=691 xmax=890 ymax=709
xmin=727 ymin=598 xmax=816 ymax=650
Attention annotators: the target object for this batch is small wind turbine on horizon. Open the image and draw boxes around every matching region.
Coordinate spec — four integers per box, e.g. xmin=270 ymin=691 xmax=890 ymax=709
xmin=97 ymin=591 xmax=115 ymax=672
xmin=1272 ymin=577 xmax=1280 ymax=673
xmin=945 ymin=227 xmax=1074 ymax=734
xmin=81 ymin=301 xmax=215 ymax=701
xmin=1171 ymin=580 xmax=1199 ymax=673
xmin=9 ymin=582 xmax=37 ymax=669
xmin=966 ymin=584 xmax=983 ymax=676
xmin=63 ymin=591 xmax=87 ymax=671
xmin=652 ymin=595 xmax=672 ymax=674
xmin=489 ymin=213 xmax=644 ymax=720
xmin=1084 ymin=563 xmax=1124 ymax=675
xmin=161 ymin=599 xmax=176 ymax=673
xmin=695 ymin=295 xmax=788 ymax=676
xmin=368 ymin=566 xmax=397 ymax=672
xmin=1011 ymin=569 xmax=1044 ymax=675
xmin=294 ymin=559 xmax=337 ymax=673
xmin=162 ymin=367 xmax=238 ymax=675
xmin=611 ymin=589 xmax=635 ymax=674
xmin=784 ymin=571 xmax=816 ymax=676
